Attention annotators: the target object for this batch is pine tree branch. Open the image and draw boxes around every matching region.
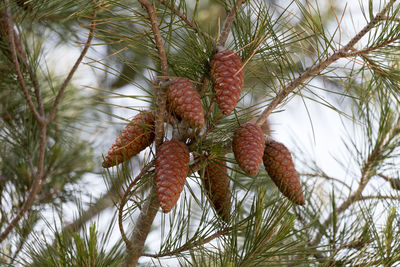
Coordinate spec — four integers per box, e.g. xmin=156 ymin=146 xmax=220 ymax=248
xmin=45 ymin=1 xmax=97 ymax=124
xmin=159 ymin=0 xmax=215 ymax=45
xmin=0 ymin=0 xmax=98 ymax=244
xmin=309 ymin=116 xmax=400 ymax=248
xmin=141 ymin=226 xmax=232 ymax=258
xmin=379 ymin=15 xmax=400 ymax=23
xmin=256 ymin=0 xmax=398 ymax=127
xmin=125 ymin=1 xmax=169 ymax=265
xmin=3 ymin=1 xmax=43 ymax=124
xmin=138 ymin=0 xmax=168 ymax=148
xmin=124 ymin=185 xmax=159 ymax=267
xmin=217 ymin=0 xmax=245 ymax=47
xmin=0 ymin=125 xmax=47 ymax=243
xmin=345 ymin=34 xmax=400 ymax=57
xmin=124 ymin=157 xmax=203 ymax=266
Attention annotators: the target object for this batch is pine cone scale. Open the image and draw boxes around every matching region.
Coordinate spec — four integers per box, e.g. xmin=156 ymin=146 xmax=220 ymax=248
xmin=232 ymin=123 xmax=265 ymax=176
xmin=156 ymin=140 xmax=190 ymax=213
xmin=102 ymin=111 xmax=155 ymax=168
xmin=263 ymin=140 xmax=305 ymax=205
xmin=200 ymin=159 xmax=231 ymax=222
xmin=210 ymin=50 xmax=244 ymax=115
xmin=168 ymin=78 xmax=205 ymax=129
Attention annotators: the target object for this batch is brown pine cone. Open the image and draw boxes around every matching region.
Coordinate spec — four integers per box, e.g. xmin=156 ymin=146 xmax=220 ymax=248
xmin=156 ymin=140 xmax=190 ymax=213
xmin=102 ymin=111 xmax=155 ymax=168
xmin=232 ymin=123 xmax=265 ymax=176
xmin=168 ymin=78 xmax=205 ymax=129
xmin=200 ymin=159 xmax=231 ymax=222
xmin=210 ymin=49 xmax=244 ymax=115
xmin=263 ymin=140 xmax=305 ymax=205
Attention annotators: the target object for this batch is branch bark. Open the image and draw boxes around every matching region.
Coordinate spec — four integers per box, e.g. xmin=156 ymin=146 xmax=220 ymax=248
xmin=124 ymin=1 xmax=170 ymax=266
xmin=256 ymin=0 xmax=397 ymax=127
xmin=217 ymin=0 xmax=245 ymax=47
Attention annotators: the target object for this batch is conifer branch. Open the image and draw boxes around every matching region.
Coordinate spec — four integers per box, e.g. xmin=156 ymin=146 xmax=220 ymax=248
xmin=345 ymin=35 xmax=400 ymax=57
xmin=46 ymin=1 xmax=97 ymax=124
xmin=125 ymin=1 xmax=169 ymax=265
xmin=138 ymin=0 xmax=168 ymax=148
xmin=159 ymin=0 xmax=215 ymax=45
xmin=256 ymin=0 xmax=398 ymax=127
xmin=124 ymin=157 xmax=203 ymax=266
xmin=0 ymin=0 xmax=98 ymax=244
xmin=4 ymin=2 xmax=43 ymax=124
xmin=141 ymin=226 xmax=233 ymax=258
xmin=217 ymin=0 xmax=245 ymax=47
xmin=0 ymin=125 xmax=47 ymax=243
xmin=310 ymin=114 xmax=400 ymax=248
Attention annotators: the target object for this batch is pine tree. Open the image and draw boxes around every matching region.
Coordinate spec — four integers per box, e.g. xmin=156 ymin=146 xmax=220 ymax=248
xmin=1 ymin=0 xmax=400 ymax=266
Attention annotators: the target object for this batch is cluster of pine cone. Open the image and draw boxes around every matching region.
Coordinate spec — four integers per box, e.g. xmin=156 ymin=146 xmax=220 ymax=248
xmin=102 ymin=47 xmax=305 ymax=221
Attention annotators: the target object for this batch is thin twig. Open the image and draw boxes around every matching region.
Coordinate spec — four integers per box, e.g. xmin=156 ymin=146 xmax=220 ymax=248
xmin=345 ymin=35 xmax=400 ymax=57
xmin=159 ymin=0 xmax=215 ymax=45
xmin=256 ymin=0 xmax=397 ymax=127
xmin=141 ymin=226 xmax=232 ymax=258
xmin=301 ymin=173 xmax=352 ymax=191
xmin=379 ymin=15 xmax=400 ymax=23
xmin=310 ymin=120 xmax=394 ymax=248
xmin=119 ymin=161 xmax=154 ymax=250
xmin=46 ymin=3 xmax=97 ymax=124
xmin=217 ymin=0 xmax=245 ymax=47
xmin=358 ymin=195 xmax=400 ymax=201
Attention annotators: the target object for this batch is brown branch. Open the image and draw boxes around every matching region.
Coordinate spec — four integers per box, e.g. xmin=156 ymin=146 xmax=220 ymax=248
xmin=125 ymin=1 xmax=169 ymax=266
xmin=3 ymin=2 xmax=43 ymax=124
xmin=379 ymin=15 xmax=400 ymax=23
xmin=141 ymin=226 xmax=232 ymax=258
xmin=124 ymin=157 xmax=203 ymax=266
xmin=159 ymin=0 xmax=215 ymax=45
xmin=45 ymin=3 xmax=97 ymax=124
xmin=345 ymin=35 xmax=400 ymax=57
xmin=256 ymin=0 xmax=397 ymax=127
xmin=138 ymin=0 xmax=168 ymax=148
xmin=358 ymin=195 xmax=400 ymax=201
xmin=217 ymin=0 xmax=245 ymax=47
xmin=124 ymin=185 xmax=159 ymax=267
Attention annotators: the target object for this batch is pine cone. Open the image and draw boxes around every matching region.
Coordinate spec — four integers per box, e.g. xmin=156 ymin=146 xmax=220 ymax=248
xmin=168 ymin=78 xmax=205 ymax=129
xmin=156 ymin=140 xmax=190 ymax=213
xmin=200 ymin=159 xmax=231 ymax=222
xmin=210 ymin=49 xmax=244 ymax=115
xmin=232 ymin=123 xmax=265 ymax=176
xmin=263 ymin=140 xmax=305 ymax=205
xmin=102 ymin=111 xmax=155 ymax=168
